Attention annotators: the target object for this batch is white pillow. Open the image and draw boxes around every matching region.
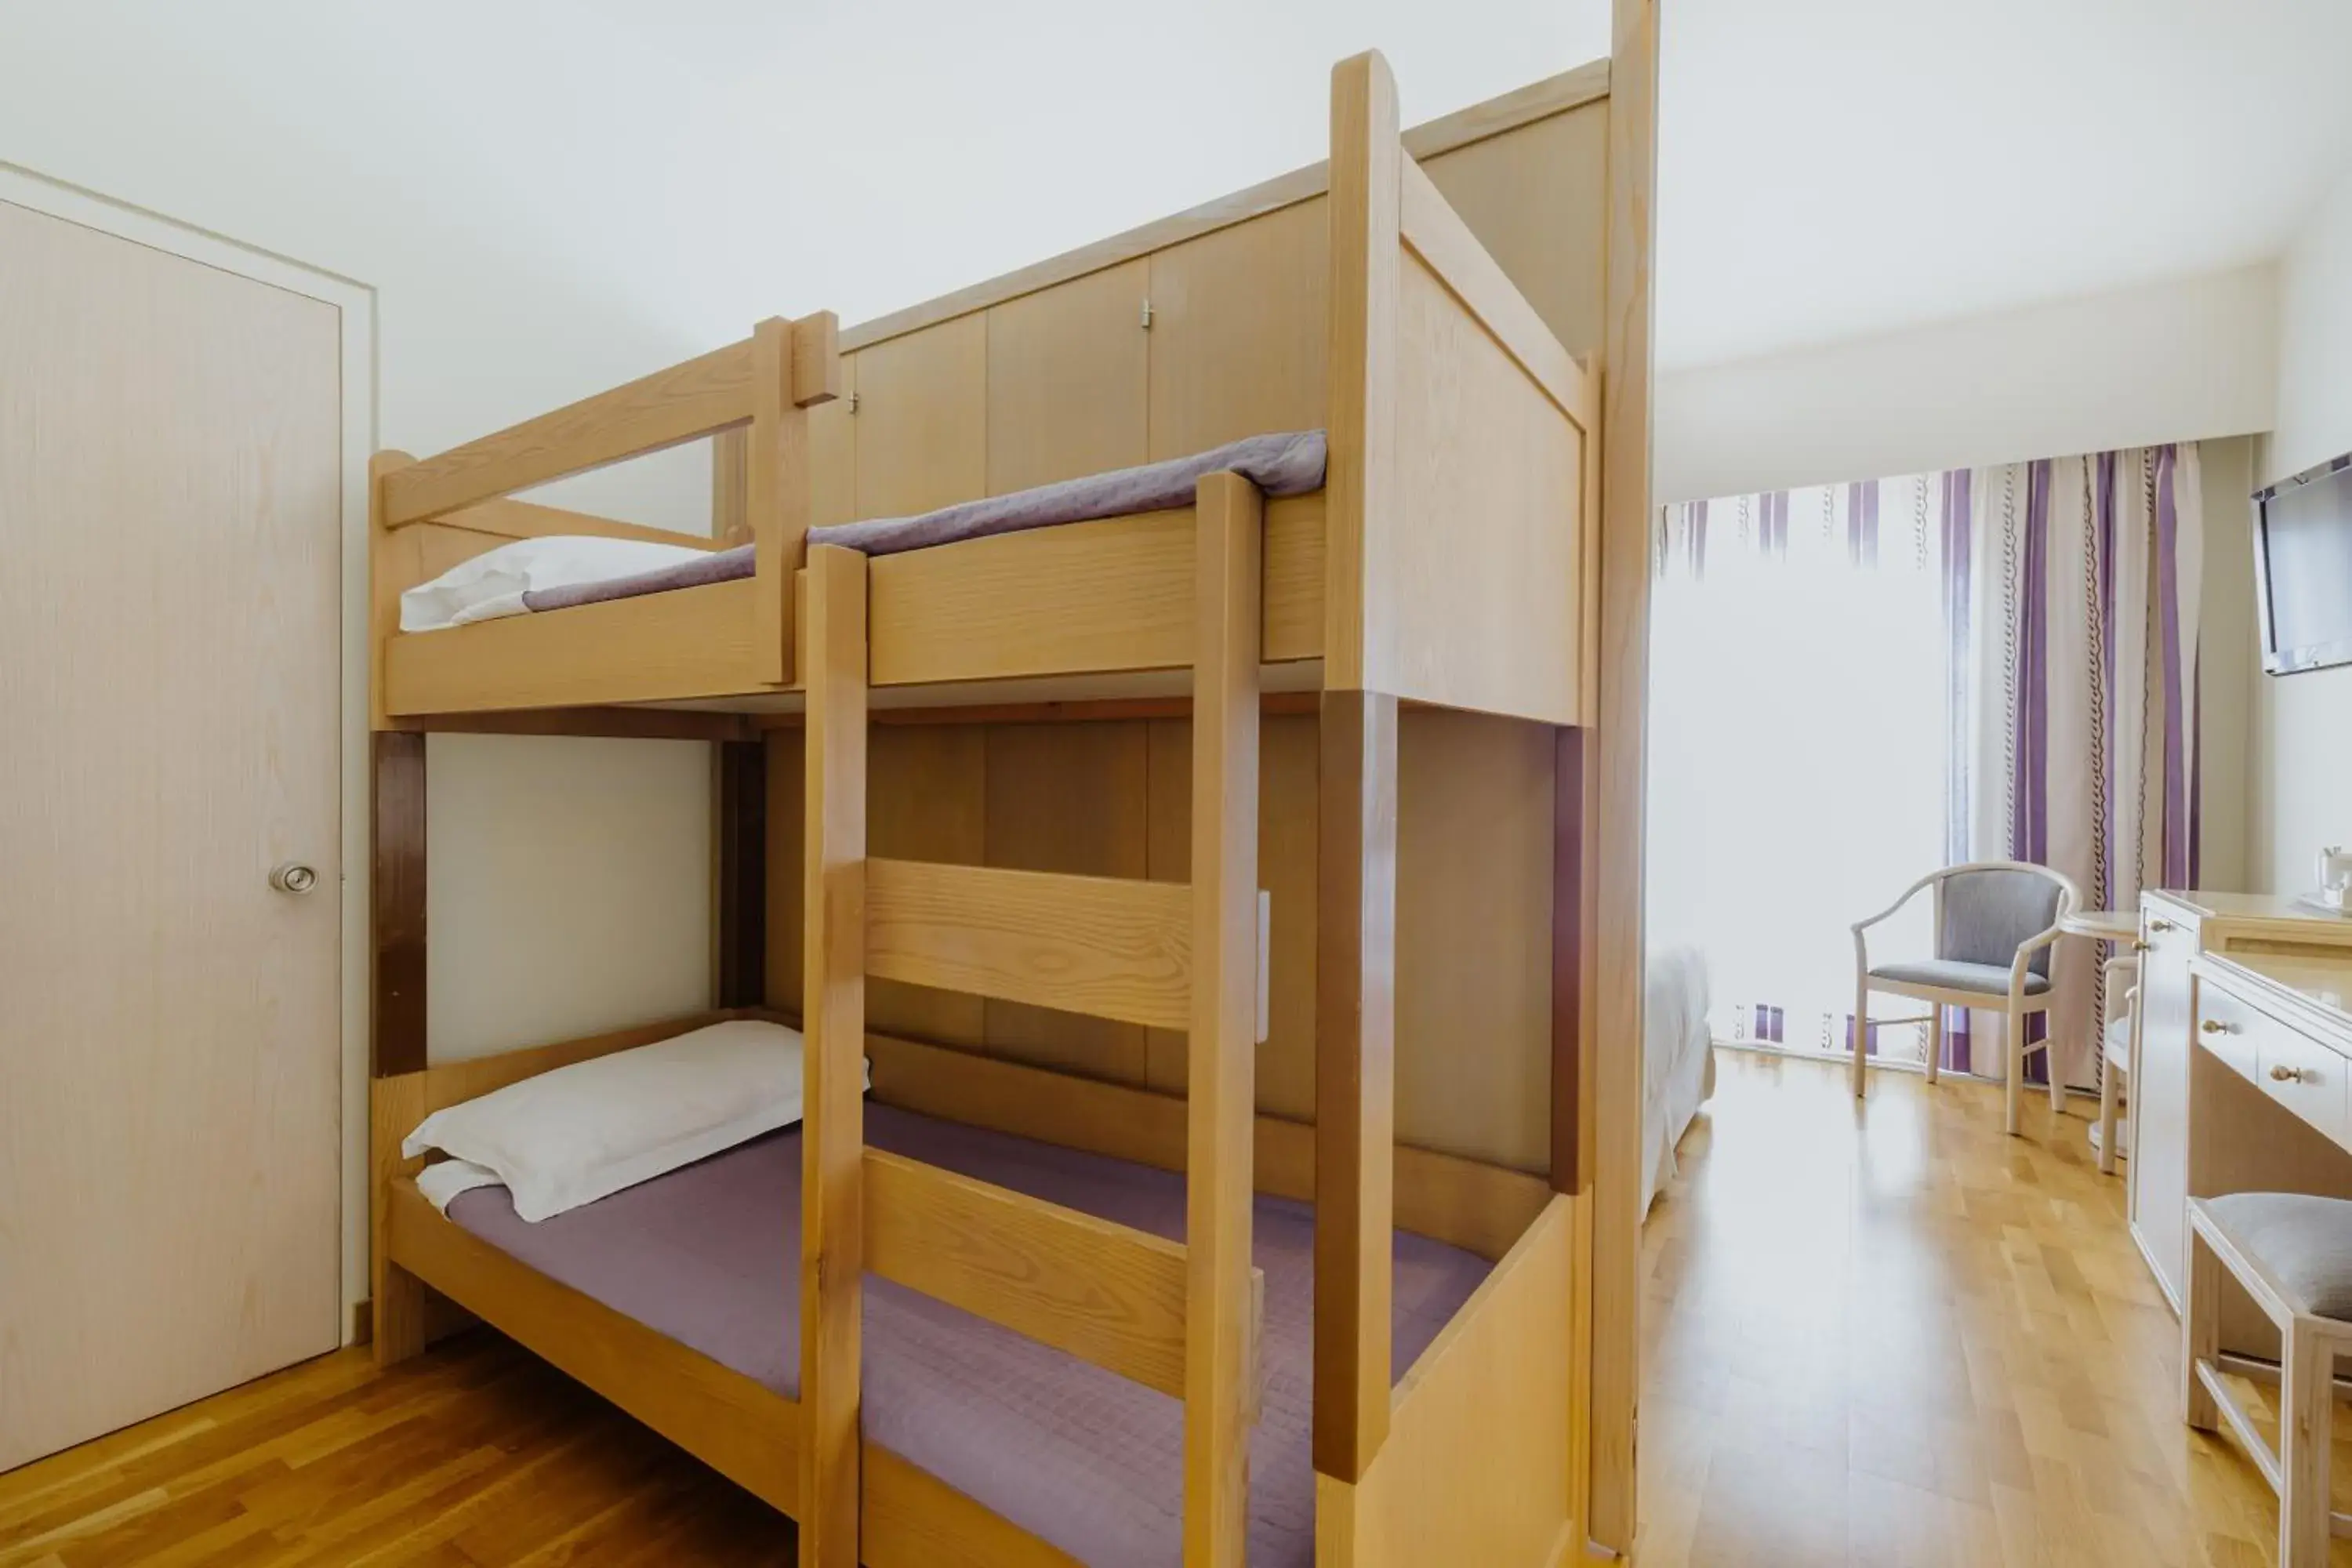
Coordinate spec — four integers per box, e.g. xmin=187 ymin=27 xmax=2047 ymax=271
xmin=403 ymin=1018 xmax=815 ymax=1222
xmin=399 ymin=534 xmax=712 ymax=632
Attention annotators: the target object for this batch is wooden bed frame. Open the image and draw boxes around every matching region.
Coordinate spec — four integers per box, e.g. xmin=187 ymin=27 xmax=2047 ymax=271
xmin=369 ymin=31 xmax=1658 ymax=1566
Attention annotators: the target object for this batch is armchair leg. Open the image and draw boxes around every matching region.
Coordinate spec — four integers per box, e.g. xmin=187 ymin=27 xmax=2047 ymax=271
xmin=1926 ymin=1005 xmax=1943 ymax=1086
xmin=2045 ymin=1022 xmax=2066 ymax=1116
xmin=1852 ymin=974 xmax=1869 ymax=1099
xmin=2004 ymin=1008 xmax=2023 ymax=1137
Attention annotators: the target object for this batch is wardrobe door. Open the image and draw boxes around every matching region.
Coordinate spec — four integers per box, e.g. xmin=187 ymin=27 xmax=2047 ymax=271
xmin=851 ymin=314 xmax=986 ymax=520
xmin=985 ymin=259 xmax=1149 ymax=493
xmin=0 ymin=198 xmax=343 ymax=1469
xmin=1145 ymin=198 xmax=1329 ymax=459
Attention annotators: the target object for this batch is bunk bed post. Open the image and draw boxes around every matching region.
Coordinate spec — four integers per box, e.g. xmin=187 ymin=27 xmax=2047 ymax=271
xmin=1185 ymin=473 xmax=1265 ymax=1566
xmin=1316 ymin=48 xmax=1402 ymax=1505
xmin=1589 ymin=0 xmax=1662 ymax=1553
xmin=746 ymin=313 xmax=840 ymax=688
xmin=798 ymin=542 xmax=868 ymax=1568
xmin=715 ymin=739 xmax=768 ymax=1007
xmin=369 ymin=727 xmax=430 ymax=1367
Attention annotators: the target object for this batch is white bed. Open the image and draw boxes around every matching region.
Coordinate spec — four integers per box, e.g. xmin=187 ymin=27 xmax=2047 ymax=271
xmin=1642 ymin=943 xmax=1715 ymax=1213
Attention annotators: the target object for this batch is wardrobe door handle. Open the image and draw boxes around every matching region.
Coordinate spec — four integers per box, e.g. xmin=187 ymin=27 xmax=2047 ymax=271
xmin=2201 ymin=1018 xmax=2239 ymax=1036
xmin=2148 ymin=918 xmax=2176 ymax=934
xmin=2271 ymin=1065 xmax=2307 ymax=1084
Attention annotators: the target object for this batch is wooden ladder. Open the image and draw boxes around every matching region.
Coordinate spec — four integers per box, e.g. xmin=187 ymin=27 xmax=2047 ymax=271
xmin=797 ymin=471 xmax=1270 ymax=1568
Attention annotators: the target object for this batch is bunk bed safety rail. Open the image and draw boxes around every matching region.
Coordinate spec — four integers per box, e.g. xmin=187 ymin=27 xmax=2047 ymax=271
xmin=378 ymin=316 xmax=840 ymax=530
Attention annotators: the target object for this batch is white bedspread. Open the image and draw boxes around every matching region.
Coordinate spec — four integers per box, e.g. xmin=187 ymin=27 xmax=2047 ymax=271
xmin=1643 ymin=943 xmax=1715 ymax=1212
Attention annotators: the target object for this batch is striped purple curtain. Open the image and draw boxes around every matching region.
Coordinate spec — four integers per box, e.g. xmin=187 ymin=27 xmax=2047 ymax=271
xmin=1948 ymin=445 xmax=2204 ymax=1087
xmin=1651 ymin=447 xmax=2205 ymax=1088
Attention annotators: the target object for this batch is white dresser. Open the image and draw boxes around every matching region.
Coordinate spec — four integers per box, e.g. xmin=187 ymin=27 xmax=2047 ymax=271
xmin=2130 ymin=891 xmax=2352 ymax=1313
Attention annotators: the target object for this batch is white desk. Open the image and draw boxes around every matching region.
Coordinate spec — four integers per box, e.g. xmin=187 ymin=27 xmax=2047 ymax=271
xmin=2130 ymin=891 xmax=2352 ymax=1315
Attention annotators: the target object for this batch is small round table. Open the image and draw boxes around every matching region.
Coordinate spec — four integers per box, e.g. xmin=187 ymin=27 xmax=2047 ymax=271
xmin=2062 ymin=909 xmax=2140 ymax=1167
xmin=2060 ymin=908 xmax=2139 ymax=943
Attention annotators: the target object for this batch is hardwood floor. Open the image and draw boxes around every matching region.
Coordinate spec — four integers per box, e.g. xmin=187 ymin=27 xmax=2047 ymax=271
xmin=1641 ymin=1047 xmax=2351 ymax=1567
xmin=5 ymin=1044 xmax=2336 ymax=1565
xmin=0 ymin=1333 xmax=792 ymax=1566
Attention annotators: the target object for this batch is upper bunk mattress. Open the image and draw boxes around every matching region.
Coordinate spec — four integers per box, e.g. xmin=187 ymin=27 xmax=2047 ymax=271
xmin=500 ymin=429 xmax=1326 ymax=618
xmin=444 ymin=1099 xmax=1486 ymax=1568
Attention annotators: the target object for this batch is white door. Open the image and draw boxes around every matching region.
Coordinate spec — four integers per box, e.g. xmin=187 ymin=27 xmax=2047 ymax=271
xmin=0 ymin=197 xmax=343 ymax=1469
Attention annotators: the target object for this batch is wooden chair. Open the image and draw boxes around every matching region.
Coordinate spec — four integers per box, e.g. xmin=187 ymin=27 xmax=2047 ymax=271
xmin=2186 ymin=1193 xmax=2352 ymax=1565
xmin=1850 ymin=861 xmax=2081 ymax=1135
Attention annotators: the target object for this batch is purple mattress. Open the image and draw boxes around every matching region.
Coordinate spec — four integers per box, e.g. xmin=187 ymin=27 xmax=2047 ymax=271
xmin=445 ymin=1102 xmax=1486 ymax=1567
xmin=521 ymin=430 xmax=1326 ymax=615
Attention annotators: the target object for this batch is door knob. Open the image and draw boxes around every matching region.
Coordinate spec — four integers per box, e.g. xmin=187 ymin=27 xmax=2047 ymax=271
xmin=270 ymin=862 xmax=320 ymax=895
xmin=2149 ymin=918 xmax=2176 ymax=933
xmin=2201 ymin=1018 xmax=2239 ymax=1036
xmin=2271 ymin=1065 xmax=2307 ymax=1083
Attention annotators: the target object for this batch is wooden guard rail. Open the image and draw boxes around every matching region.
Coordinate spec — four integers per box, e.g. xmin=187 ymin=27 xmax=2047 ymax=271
xmin=796 ymin=470 xmax=1268 ymax=1566
xmin=378 ymin=318 xmax=840 ymax=528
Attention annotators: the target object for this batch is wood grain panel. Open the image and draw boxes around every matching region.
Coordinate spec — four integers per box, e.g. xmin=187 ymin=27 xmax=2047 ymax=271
xmin=1322 ymin=55 xmax=1399 ymax=693
xmin=863 ymin=1149 xmax=1192 ymax=1396
xmin=384 ymin=578 xmax=771 ymax=714
xmin=1337 ymin=1196 xmax=1578 ymax=1567
xmin=809 ymin=354 xmax=858 ymax=528
xmin=852 ymin=314 xmax=986 ymax=520
xmin=1591 ymin=0 xmax=1660 ymax=1548
xmin=1384 ymin=249 xmax=1583 ymax=724
xmin=1185 ymin=472 xmax=1264 ymax=1566
xmin=426 ymin=492 xmax=724 ymax=550
xmin=383 ymin=336 xmax=758 ymax=524
xmin=864 ymin=1031 xmax=1548 ymax=1263
xmin=765 ymin=726 xmax=806 ymax=1014
xmin=714 ymin=739 xmax=768 ymax=1008
xmin=867 ymin=724 xmax=989 ymax=1046
xmin=1316 ymin=686 xmax=1399 ymax=1483
xmin=986 ymin=259 xmax=1149 ymax=493
xmin=983 ymin=721 xmax=1152 ymax=1081
xmin=1146 ymin=198 xmax=1330 ymax=459
xmin=1399 ymin=158 xmax=1590 ymax=429
xmin=1395 ymin=709 xmax=1555 ymax=1172
xmin=866 ymin=858 xmax=1192 ymax=1031
xmin=865 ymin=495 xmax=1325 ymax=686
xmin=1139 ymin=712 xmax=1319 ymax=1117
xmin=373 ymin=731 xmax=429 ymax=1077
xmin=863 ymin=1444 xmax=1084 ymax=1567
xmin=0 ymin=198 xmax=343 ymax=1468
xmin=799 ymin=545 xmax=868 ymax=1567
xmin=1420 ymin=103 xmax=1608 ymax=360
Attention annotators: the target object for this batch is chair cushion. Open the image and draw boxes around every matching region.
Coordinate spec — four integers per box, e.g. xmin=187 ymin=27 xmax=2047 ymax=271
xmin=2204 ymin=1192 xmax=2352 ymax=1322
xmin=1940 ymin=869 xmax=2064 ymax=978
xmin=1869 ymin=959 xmax=2052 ymax=998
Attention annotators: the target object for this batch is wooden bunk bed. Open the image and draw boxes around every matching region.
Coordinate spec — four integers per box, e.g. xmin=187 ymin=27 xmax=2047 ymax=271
xmin=369 ymin=35 xmax=1657 ymax=1568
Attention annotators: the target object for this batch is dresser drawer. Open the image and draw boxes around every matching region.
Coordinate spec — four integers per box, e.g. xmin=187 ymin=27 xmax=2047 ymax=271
xmin=2255 ymin=1018 xmax=2350 ymax=1147
xmin=2195 ymin=980 xmax=2263 ymax=1083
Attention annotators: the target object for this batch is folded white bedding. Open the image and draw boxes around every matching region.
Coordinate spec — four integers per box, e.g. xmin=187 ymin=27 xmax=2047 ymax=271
xmin=399 ymin=534 xmax=712 ymax=633
xmin=405 ymin=1018 xmax=818 ymax=1221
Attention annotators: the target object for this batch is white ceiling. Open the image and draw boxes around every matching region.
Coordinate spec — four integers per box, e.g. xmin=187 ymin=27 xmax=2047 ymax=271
xmin=1657 ymin=0 xmax=2352 ymax=368
xmin=9 ymin=0 xmax=2345 ymax=379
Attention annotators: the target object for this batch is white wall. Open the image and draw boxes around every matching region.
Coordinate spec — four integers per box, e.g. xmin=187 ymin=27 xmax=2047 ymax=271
xmin=1656 ymin=263 xmax=2279 ymax=505
xmin=2250 ymin=166 xmax=2352 ymax=895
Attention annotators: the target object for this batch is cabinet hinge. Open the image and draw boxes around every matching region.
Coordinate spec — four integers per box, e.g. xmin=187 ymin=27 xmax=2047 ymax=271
xmin=1139 ymin=298 xmax=1154 ymax=330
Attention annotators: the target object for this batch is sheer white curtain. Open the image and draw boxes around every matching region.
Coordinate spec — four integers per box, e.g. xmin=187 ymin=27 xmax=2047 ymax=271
xmin=1648 ymin=476 xmax=1962 ymax=1066
xmin=1650 ymin=449 xmax=2205 ymax=1084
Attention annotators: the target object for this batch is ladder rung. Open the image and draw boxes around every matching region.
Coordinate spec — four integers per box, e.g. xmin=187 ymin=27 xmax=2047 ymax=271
xmin=866 ymin=858 xmax=1192 ymax=1030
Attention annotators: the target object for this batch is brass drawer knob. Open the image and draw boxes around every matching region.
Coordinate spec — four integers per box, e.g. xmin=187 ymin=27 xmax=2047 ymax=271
xmin=2150 ymin=917 xmax=2177 ymax=933
xmin=2201 ymin=1018 xmax=2240 ymax=1036
xmin=2271 ymin=1064 xmax=2308 ymax=1083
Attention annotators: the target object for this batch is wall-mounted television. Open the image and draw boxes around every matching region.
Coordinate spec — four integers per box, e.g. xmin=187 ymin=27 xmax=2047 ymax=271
xmin=2255 ymin=452 xmax=2352 ymax=676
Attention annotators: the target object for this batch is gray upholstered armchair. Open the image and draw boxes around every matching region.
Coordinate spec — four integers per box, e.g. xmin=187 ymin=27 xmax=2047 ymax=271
xmin=1852 ymin=861 xmax=2082 ymax=1134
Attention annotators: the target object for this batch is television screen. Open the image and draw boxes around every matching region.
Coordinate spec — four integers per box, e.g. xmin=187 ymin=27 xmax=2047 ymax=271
xmin=2256 ymin=455 xmax=2352 ymax=675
